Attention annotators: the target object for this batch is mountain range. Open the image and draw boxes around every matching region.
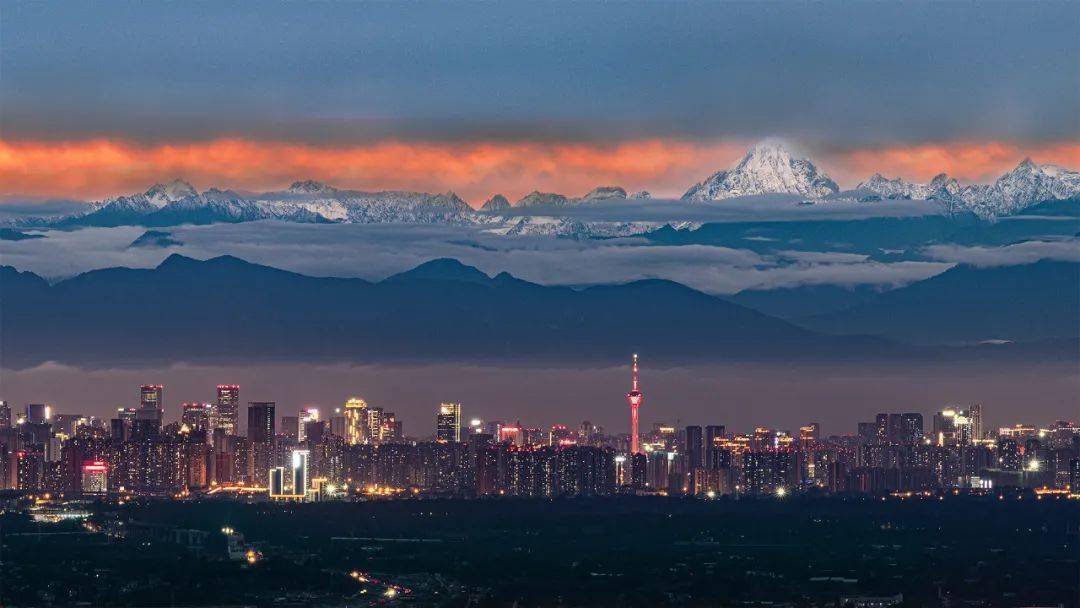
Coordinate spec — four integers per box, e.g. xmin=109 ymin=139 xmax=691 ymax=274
xmin=2 ymin=254 xmax=1075 ymax=370
xmin=795 ymin=260 xmax=1080 ymax=345
xmin=0 ymin=254 xmax=892 ymax=369
xmin=10 ymin=141 xmax=1079 ymax=231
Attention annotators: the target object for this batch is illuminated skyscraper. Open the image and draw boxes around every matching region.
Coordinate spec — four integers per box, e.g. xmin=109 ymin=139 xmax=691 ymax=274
xmin=247 ymin=402 xmax=276 ymax=485
xmin=367 ymin=407 xmax=384 ymax=442
xmin=0 ymin=401 xmax=10 ymax=429
xmin=215 ymin=385 xmax=240 ymax=435
xmin=140 ymin=385 xmax=163 ymax=417
xmin=626 ymin=354 xmax=644 ymax=454
xmin=343 ymin=397 xmax=368 ymax=445
xmin=181 ymin=402 xmax=212 ymax=431
xmin=437 ymin=403 xmax=462 ymax=443
xmin=269 ymin=466 xmax=285 ymax=497
xmin=80 ymin=461 xmax=108 ymax=494
xmin=291 ymin=449 xmax=309 ymax=497
xmin=298 ymin=406 xmax=320 ymax=442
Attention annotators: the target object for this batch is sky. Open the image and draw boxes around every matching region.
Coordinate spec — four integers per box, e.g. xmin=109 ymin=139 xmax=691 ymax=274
xmin=2 ymin=2 xmax=1078 ymax=203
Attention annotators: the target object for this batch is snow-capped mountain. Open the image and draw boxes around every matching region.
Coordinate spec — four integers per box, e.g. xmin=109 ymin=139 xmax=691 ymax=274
xmin=856 ymin=174 xmax=935 ymax=200
xmin=955 ymin=159 xmax=1080 ymax=217
xmin=144 ymin=179 xmax=198 ymax=207
xmin=59 ymin=182 xmax=475 ymax=227
xmin=683 ymin=140 xmax=839 ymax=201
xmin=514 ymin=191 xmax=572 ymax=208
xmin=579 ymin=186 xmax=627 ymax=203
xmin=856 ymin=161 xmax=1080 ymax=217
xmin=484 ymin=215 xmax=665 ymax=238
xmin=480 ymin=194 xmax=511 ymax=211
xmin=19 ymin=140 xmax=1080 ymax=233
xmin=512 ymin=186 xmax=631 ymax=208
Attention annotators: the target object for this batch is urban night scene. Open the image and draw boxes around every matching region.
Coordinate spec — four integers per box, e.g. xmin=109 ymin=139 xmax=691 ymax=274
xmin=1 ymin=2 xmax=1079 ymax=607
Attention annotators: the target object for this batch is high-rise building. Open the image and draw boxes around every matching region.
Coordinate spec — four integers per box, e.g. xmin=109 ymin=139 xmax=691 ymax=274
xmin=139 ymin=385 xmax=163 ymax=416
xmin=329 ymin=409 xmax=347 ymax=438
xmin=80 ymin=460 xmax=108 ymax=494
xmin=215 ymin=385 xmax=240 ymax=435
xmin=269 ymin=466 xmax=285 ymax=497
xmin=626 ymin=354 xmax=644 ymax=455
xmin=343 ymin=397 xmax=368 ymax=445
xmin=181 ymin=402 xmax=212 ymax=431
xmin=111 ymin=407 xmax=137 ymax=441
xmin=437 ymin=402 xmax=462 ymax=443
xmin=298 ymin=406 xmax=320 ymax=443
xmin=705 ymin=425 xmax=725 ymax=469
xmin=25 ymin=403 xmax=50 ymax=424
xmin=799 ymin=423 xmax=821 ymax=446
xmin=291 ymin=449 xmax=309 ymax=497
xmin=934 ymin=406 xmax=980 ymax=446
xmin=0 ymin=401 xmax=10 ymax=429
xmin=997 ymin=436 xmax=1021 ymax=471
xmin=967 ymin=404 xmax=983 ymax=441
xmin=247 ymin=402 xmax=276 ymax=485
xmin=685 ymin=425 xmax=703 ymax=470
xmin=901 ymin=413 xmax=924 ymax=444
xmin=366 ymin=407 xmax=384 ymax=442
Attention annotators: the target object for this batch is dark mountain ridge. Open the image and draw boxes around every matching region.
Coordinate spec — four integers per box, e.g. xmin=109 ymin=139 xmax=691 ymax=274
xmin=1 ymin=254 xmax=901 ymax=369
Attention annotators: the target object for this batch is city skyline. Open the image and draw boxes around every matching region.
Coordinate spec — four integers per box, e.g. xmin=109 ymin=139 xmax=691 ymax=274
xmin=4 ymin=370 xmax=1072 ymax=449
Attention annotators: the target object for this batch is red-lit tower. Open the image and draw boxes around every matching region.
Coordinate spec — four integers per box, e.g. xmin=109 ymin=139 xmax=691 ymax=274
xmin=626 ymin=354 xmax=643 ymax=454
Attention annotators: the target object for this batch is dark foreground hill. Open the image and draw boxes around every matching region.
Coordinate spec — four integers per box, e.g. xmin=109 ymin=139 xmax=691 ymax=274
xmin=1 ymin=254 xmax=900 ymax=369
xmin=796 ymin=260 xmax=1080 ymax=345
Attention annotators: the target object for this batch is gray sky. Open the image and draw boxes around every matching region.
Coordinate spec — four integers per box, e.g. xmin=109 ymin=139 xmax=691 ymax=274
xmin=3 ymin=1 xmax=1076 ymax=146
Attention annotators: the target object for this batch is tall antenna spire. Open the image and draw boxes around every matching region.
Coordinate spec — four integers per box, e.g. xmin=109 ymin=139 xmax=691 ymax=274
xmin=626 ymin=353 xmax=644 ymax=455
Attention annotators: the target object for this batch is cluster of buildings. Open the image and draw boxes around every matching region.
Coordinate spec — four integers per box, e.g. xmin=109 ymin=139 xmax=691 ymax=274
xmin=1 ymin=361 xmax=1078 ymax=500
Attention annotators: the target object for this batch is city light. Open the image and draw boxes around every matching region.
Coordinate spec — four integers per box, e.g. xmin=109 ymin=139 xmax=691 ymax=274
xmin=775 ymin=487 xmax=787 ymax=498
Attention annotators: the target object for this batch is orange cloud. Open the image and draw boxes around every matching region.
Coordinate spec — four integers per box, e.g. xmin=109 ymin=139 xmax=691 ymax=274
xmin=831 ymin=141 xmax=1080 ymax=186
xmin=1 ymin=138 xmax=1076 ymax=206
xmin=0 ymin=138 xmax=746 ymax=205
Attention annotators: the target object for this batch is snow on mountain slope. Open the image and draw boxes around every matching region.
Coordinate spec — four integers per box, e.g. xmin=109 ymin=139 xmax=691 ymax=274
xmin=856 ymin=174 xmax=934 ymax=200
xmin=683 ymin=140 xmax=839 ymax=201
xmin=956 ymin=159 xmax=1080 ymax=217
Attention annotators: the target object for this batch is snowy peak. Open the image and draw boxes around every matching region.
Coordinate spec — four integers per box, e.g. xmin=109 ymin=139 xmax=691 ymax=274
xmin=579 ymin=186 xmax=627 ymax=203
xmin=856 ymin=173 xmax=933 ymax=200
xmin=959 ymin=158 xmax=1080 ymax=217
xmin=288 ymin=180 xmax=336 ymax=195
xmin=145 ymin=179 xmax=198 ymax=207
xmin=514 ymin=191 xmax=571 ymax=208
xmin=509 ymin=186 xmax=628 ymax=208
xmin=480 ymin=194 xmax=511 ymax=211
xmin=928 ymin=173 xmax=962 ymax=196
xmin=683 ymin=140 xmax=839 ymax=201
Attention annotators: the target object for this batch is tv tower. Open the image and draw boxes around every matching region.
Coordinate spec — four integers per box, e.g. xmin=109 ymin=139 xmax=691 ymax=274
xmin=626 ymin=353 xmax=643 ymax=454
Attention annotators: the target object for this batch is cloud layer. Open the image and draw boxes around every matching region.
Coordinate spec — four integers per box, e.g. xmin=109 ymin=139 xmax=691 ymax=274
xmin=2 ymin=138 xmax=1077 ymax=203
xmin=1 ymin=222 xmax=953 ymax=295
